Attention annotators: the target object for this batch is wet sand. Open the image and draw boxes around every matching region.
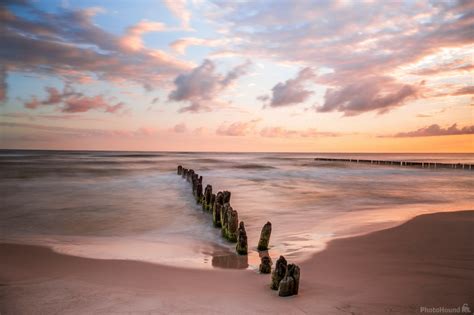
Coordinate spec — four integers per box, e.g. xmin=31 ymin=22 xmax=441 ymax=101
xmin=1 ymin=210 xmax=473 ymax=314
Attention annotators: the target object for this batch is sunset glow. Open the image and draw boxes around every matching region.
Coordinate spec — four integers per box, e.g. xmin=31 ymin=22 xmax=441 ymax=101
xmin=1 ymin=0 xmax=473 ymax=152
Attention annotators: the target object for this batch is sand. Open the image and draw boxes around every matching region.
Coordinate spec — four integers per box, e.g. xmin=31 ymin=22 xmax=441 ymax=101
xmin=1 ymin=210 xmax=473 ymax=314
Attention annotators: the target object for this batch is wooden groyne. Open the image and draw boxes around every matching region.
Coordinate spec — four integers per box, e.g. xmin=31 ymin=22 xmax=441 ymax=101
xmin=176 ymin=165 xmax=300 ymax=297
xmin=314 ymin=157 xmax=473 ymax=170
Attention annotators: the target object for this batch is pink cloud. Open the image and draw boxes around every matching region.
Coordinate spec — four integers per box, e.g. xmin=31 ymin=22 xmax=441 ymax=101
xmin=24 ymin=97 xmax=40 ymax=109
xmin=0 ymin=65 xmax=6 ymax=103
xmin=169 ymin=59 xmax=252 ymax=113
xmin=211 ymin=1 xmax=472 ymax=114
xmin=23 ymin=86 xmax=125 ymax=114
xmin=450 ymin=86 xmax=474 ymax=96
xmin=163 ymin=0 xmax=192 ymax=29
xmin=216 ymin=119 xmax=260 ymax=136
xmin=264 ymin=67 xmax=316 ymax=107
xmin=120 ymin=20 xmax=167 ymax=51
xmin=390 ymin=123 xmax=474 ymax=137
xmin=260 ymin=127 xmax=341 ymax=138
xmin=173 ymin=123 xmax=187 ymax=133
xmin=1 ymin=4 xmax=191 ymax=91
xmin=63 ymin=95 xmax=124 ymax=113
xmin=318 ymin=76 xmax=419 ymax=115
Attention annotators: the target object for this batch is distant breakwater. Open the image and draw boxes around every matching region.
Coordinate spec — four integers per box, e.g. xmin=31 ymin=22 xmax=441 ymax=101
xmin=314 ymin=157 xmax=473 ymax=170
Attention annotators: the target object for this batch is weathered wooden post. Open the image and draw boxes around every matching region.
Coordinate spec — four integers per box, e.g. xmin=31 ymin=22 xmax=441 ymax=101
xmin=271 ymin=256 xmax=287 ymax=290
xmin=258 ymin=221 xmax=272 ymax=251
xmin=223 ymin=191 xmax=231 ymax=203
xmin=177 ymin=165 xmax=183 ymax=175
xmin=259 ymin=256 xmax=272 ymax=274
xmin=213 ymin=192 xmax=223 ymax=227
xmin=278 ymin=264 xmax=300 ymax=297
xmin=209 ymin=193 xmax=215 ymax=213
xmin=191 ymin=173 xmax=198 ymax=194
xmin=221 ymin=203 xmax=230 ymax=237
xmin=187 ymin=169 xmax=194 ymax=182
xmin=195 ymin=182 xmax=203 ymax=203
xmin=203 ymin=185 xmax=212 ymax=211
xmin=227 ymin=208 xmax=239 ymax=242
xmin=182 ymin=168 xmax=188 ymax=179
xmin=236 ymin=221 xmax=248 ymax=255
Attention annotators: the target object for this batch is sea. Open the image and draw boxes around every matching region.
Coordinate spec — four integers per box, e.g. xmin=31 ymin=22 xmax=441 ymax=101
xmin=1 ymin=150 xmax=473 ymax=270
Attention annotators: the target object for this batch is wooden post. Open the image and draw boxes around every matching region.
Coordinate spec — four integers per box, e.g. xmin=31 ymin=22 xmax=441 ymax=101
xmin=278 ymin=263 xmax=300 ymax=297
xmin=213 ymin=192 xmax=223 ymax=227
xmin=258 ymin=221 xmax=272 ymax=251
xmin=236 ymin=221 xmax=248 ymax=255
xmin=259 ymin=256 xmax=272 ymax=274
xmin=271 ymin=256 xmax=287 ymax=290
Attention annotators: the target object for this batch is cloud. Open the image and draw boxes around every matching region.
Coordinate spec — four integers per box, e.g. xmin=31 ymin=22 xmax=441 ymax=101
xmin=412 ymin=57 xmax=474 ymax=76
xmin=318 ymin=76 xmax=419 ymax=115
xmin=163 ymin=0 xmax=192 ymax=30
xmin=0 ymin=121 xmax=159 ymax=138
xmin=216 ymin=119 xmax=260 ymax=136
xmin=23 ymin=85 xmax=125 ymax=114
xmin=63 ymin=96 xmax=124 ymax=113
xmin=209 ymin=1 xmax=473 ymax=113
xmin=169 ymin=59 xmax=251 ymax=112
xmin=264 ymin=67 xmax=315 ymax=107
xmin=0 ymin=65 xmax=6 ymax=103
xmin=1 ymin=2 xmax=191 ymax=90
xmin=260 ymin=127 xmax=341 ymax=138
xmin=173 ymin=123 xmax=187 ymax=133
xmin=120 ymin=20 xmax=167 ymax=51
xmin=450 ymin=86 xmax=474 ymax=96
xmin=390 ymin=123 xmax=474 ymax=137
xmin=170 ymin=37 xmax=226 ymax=55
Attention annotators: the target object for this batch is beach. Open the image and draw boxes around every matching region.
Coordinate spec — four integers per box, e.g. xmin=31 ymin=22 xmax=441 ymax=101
xmin=1 ymin=210 xmax=473 ymax=314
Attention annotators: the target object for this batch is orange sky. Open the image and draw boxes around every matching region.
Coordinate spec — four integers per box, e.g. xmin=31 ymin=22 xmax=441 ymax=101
xmin=1 ymin=1 xmax=473 ymax=152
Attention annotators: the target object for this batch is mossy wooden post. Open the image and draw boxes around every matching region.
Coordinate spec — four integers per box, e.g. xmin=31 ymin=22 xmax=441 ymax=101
xmin=278 ymin=273 xmax=294 ymax=297
xmin=258 ymin=221 xmax=272 ymax=251
xmin=203 ymin=185 xmax=212 ymax=211
xmin=191 ymin=173 xmax=198 ymax=194
xmin=196 ymin=182 xmax=203 ymax=203
xmin=223 ymin=191 xmax=231 ymax=203
xmin=177 ymin=165 xmax=182 ymax=175
xmin=221 ymin=203 xmax=230 ymax=238
xmin=271 ymin=256 xmax=287 ymax=290
xmin=278 ymin=264 xmax=300 ymax=297
xmin=213 ymin=192 xmax=224 ymax=227
xmin=290 ymin=264 xmax=300 ymax=295
xmin=187 ymin=169 xmax=194 ymax=183
xmin=227 ymin=209 xmax=238 ymax=242
xmin=236 ymin=221 xmax=248 ymax=255
xmin=209 ymin=193 xmax=215 ymax=213
xmin=259 ymin=256 xmax=272 ymax=274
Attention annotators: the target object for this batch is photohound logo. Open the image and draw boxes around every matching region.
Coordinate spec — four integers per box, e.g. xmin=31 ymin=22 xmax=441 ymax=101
xmin=419 ymin=303 xmax=472 ymax=314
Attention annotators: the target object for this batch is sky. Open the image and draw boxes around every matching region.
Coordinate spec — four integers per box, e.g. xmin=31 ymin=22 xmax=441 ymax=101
xmin=0 ymin=0 xmax=473 ymax=152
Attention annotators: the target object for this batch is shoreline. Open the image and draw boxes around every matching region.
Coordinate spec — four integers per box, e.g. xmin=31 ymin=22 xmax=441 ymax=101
xmin=1 ymin=210 xmax=473 ymax=314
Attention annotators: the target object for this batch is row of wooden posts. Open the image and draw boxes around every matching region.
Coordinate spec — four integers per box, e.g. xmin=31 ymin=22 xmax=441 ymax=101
xmin=314 ymin=157 xmax=473 ymax=170
xmin=177 ymin=165 xmax=300 ymax=297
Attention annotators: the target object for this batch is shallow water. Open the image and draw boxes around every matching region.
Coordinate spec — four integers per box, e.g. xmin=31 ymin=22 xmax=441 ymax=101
xmin=0 ymin=150 xmax=473 ymax=269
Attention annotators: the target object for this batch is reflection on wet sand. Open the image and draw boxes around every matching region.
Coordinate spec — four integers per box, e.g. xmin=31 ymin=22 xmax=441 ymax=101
xmin=211 ymin=250 xmax=249 ymax=269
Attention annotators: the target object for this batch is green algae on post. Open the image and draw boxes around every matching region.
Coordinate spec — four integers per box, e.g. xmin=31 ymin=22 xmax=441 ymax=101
xmin=271 ymin=255 xmax=287 ymax=290
xmin=236 ymin=221 xmax=248 ymax=255
xmin=259 ymin=256 xmax=272 ymax=274
xmin=278 ymin=263 xmax=300 ymax=297
xmin=258 ymin=221 xmax=272 ymax=251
